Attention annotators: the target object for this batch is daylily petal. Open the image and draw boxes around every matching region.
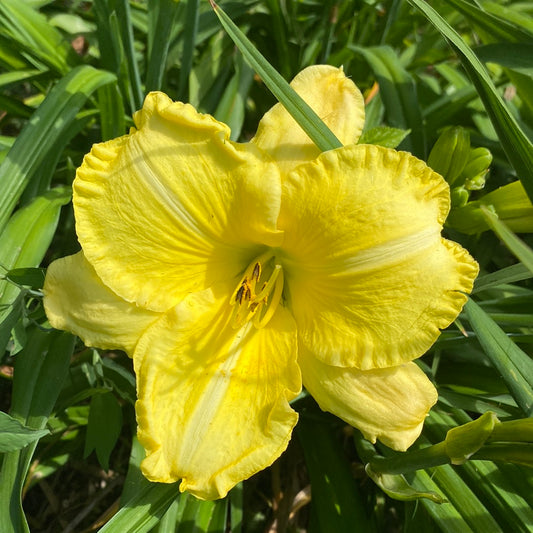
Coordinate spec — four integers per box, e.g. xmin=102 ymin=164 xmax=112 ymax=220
xmin=134 ymin=288 xmax=301 ymax=500
xmin=43 ymin=252 xmax=159 ymax=354
xmin=299 ymin=351 xmax=438 ymax=450
xmin=279 ymin=144 xmax=478 ymax=370
xmin=251 ymin=65 xmax=365 ymax=175
xmin=74 ymin=92 xmax=283 ymax=312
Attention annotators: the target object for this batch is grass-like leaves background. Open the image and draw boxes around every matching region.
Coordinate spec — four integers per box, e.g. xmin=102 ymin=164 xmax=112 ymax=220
xmin=1 ymin=0 xmax=532 ymax=531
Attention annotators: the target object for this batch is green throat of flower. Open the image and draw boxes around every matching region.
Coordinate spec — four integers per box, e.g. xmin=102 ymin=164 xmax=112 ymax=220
xmin=230 ymin=251 xmax=284 ymax=330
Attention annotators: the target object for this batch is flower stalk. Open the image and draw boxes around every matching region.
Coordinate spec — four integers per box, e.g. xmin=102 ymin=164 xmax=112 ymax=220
xmin=363 ymin=412 xmax=533 ymax=479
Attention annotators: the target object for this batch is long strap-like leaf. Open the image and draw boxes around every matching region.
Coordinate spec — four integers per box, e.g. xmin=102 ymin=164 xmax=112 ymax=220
xmin=211 ymin=1 xmax=342 ymax=153
xmin=408 ymin=0 xmax=533 ymax=202
xmin=0 ymin=66 xmax=115 ymax=233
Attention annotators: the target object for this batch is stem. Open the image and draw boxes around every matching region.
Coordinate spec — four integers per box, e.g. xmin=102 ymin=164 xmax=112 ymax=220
xmin=368 ymin=442 xmax=451 ymax=475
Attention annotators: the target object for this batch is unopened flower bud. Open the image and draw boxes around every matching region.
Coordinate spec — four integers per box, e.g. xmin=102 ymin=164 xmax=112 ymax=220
xmin=451 ymin=186 xmax=470 ymax=208
xmin=427 ymin=126 xmax=471 ymax=186
xmin=461 ymin=147 xmax=492 ymax=191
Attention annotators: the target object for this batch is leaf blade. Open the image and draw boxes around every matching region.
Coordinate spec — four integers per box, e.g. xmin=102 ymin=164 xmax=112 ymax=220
xmin=0 ymin=66 xmax=115 ymax=233
xmin=211 ymin=1 xmax=341 ymax=152
xmin=464 ymin=299 xmax=533 ymax=416
xmin=407 ymin=0 xmax=533 ymax=202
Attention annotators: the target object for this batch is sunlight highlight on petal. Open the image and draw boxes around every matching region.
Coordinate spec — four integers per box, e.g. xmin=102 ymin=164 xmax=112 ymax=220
xmin=42 ymin=65 xmax=480 ymax=501
xmin=279 ymin=144 xmax=478 ymax=369
xmin=43 ymin=252 xmax=159 ymax=354
xmin=299 ymin=351 xmax=438 ymax=450
xmin=74 ymin=92 xmax=283 ymax=312
xmin=252 ymin=65 xmax=365 ymax=175
xmin=134 ymin=288 xmax=301 ymax=500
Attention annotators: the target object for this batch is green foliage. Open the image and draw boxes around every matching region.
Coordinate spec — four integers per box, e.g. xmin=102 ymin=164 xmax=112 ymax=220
xmin=358 ymin=125 xmax=410 ymax=148
xmin=0 ymin=0 xmax=532 ymax=531
xmin=84 ymin=392 xmax=123 ymax=471
xmin=297 ymin=418 xmax=376 ymax=532
xmin=0 ymin=412 xmax=49 ymax=453
xmin=212 ymin=1 xmax=343 ymax=152
xmin=350 ymin=44 xmax=427 ymax=156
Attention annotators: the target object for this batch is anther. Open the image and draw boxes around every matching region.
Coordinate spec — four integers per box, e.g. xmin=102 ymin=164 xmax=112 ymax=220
xmin=230 ymin=251 xmax=284 ymax=329
xmin=252 ymin=262 xmax=261 ymax=281
xmin=244 ymin=285 xmax=252 ymax=301
xmin=235 ymin=285 xmax=245 ymax=304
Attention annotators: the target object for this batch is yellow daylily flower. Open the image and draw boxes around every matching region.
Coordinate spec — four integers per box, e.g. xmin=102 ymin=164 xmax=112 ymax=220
xmin=43 ymin=65 xmax=479 ymax=500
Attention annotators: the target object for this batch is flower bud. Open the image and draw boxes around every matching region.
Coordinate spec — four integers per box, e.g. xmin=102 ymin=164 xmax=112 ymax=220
xmin=450 ymin=186 xmax=470 ymax=208
xmin=427 ymin=126 xmax=470 ymax=186
xmin=447 ymin=181 xmax=533 ymax=234
xmin=461 ymin=147 xmax=492 ymax=191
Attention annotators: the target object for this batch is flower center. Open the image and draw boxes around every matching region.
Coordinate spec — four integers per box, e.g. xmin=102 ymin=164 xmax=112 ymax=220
xmin=230 ymin=251 xmax=284 ymax=329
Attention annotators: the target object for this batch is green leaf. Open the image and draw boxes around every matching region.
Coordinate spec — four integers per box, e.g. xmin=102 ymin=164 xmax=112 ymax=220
xmin=0 ymin=411 xmax=49 ymax=453
xmin=447 ymin=180 xmax=533 ymax=234
xmin=155 ymin=499 xmax=180 ymax=533
xmin=365 ymin=466 xmax=445 ymax=503
xmin=146 ymin=0 xmax=180 ymax=92
xmin=443 ymin=0 xmax=533 ymax=43
xmin=408 ymin=0 xmax=533 ymax=203
xmin=0 ymin=187 xmax=71 ymax=354
xmin=0 ymin=292 xmax=24 ymax=357
xmin=0 ymin=188 xmax=71 ymax=283
xmin=175 ymin=493 xmax=219 ymax=532
xmin=427 ymin=410 xmax=533 ymax=529
xmin=0 ymin=0 xmax=78 ymax=74
xmin=120 ymin=436 xmax=148 ymax=507
xmin=84 ymin=392 xmax=123 ymax=471
xmin=0 ymin=66 xmax=115 ymax=233
xmin=114 ymin=0 xmax=144 ymax=111
xmin=349 ymin=45 xmax=426 ymax=157
xmin=264 ymin=0 xmax=291 ymax=78
xmin=92 ymin=0 xmax=143 ymax=112
xmin=5 ymin=268 xmax=46 ymax=289
xmin=49 ymin=12 xmax=96 ymax=34
xmin=358 ymin=126 xmax=410 ymax=148
xmin=472 ymin=443 xmax=533 ymax=467
xmin=482 ymin=1 xmax=533 ymax=36
xmin=9 ymin=329 xmax=75 ymax=435
xmin=178 ymin=0 xmax=201 ymax=100
xmin=480 ymin=205 xmax=533 ymax=274
xmin=229 ymin=482 xmax=242 ymax=533
xmin=464 ymin=299 xmax=533 ymax=416
xmin=211 ymin=1 xmax=341 ymax=152
xmin=0 ymin=69 xmax=45 ymax=88
xmin=205 ymin=498 xmax=229 ymax=532
xmin=297 ymin=418 xmax=376 ymax=532
xmin=489 ymin=418 xmax=533 ymax=443
xmin=98 ymin=82 xmax=126 ymax=141
xmin=476 ymin=44 xmax=533 ymax=76
xmin=102 ymin=358 xmax=137 ymax=406
xmin=213 ymin=54 xmax=254 ymax=141
xmin=0 ymin=329 xmax=75 ymax=533
xmin=420 ymin=444 xmax=503 ymax=530
xmin=0 ymin=94 xmax=33 ymax=120
xmin=474 ymin=263 xmax=533 ymax=293
xmin=92 ymin=0 xmax=122 ymax=73
xmin=408 ymin=469 xmax=476 ymax=532
xmin=100 ymin=477 xmax=180 ymax=533
xmin=188 ymin=31 xmax=231 ymax=108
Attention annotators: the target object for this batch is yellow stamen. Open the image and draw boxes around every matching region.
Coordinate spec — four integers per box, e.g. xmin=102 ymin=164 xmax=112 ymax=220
xmin=230 ymin=252 xmax=284 ymax=329
xmin=253 ymin=268 xmax=284 ymax=329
